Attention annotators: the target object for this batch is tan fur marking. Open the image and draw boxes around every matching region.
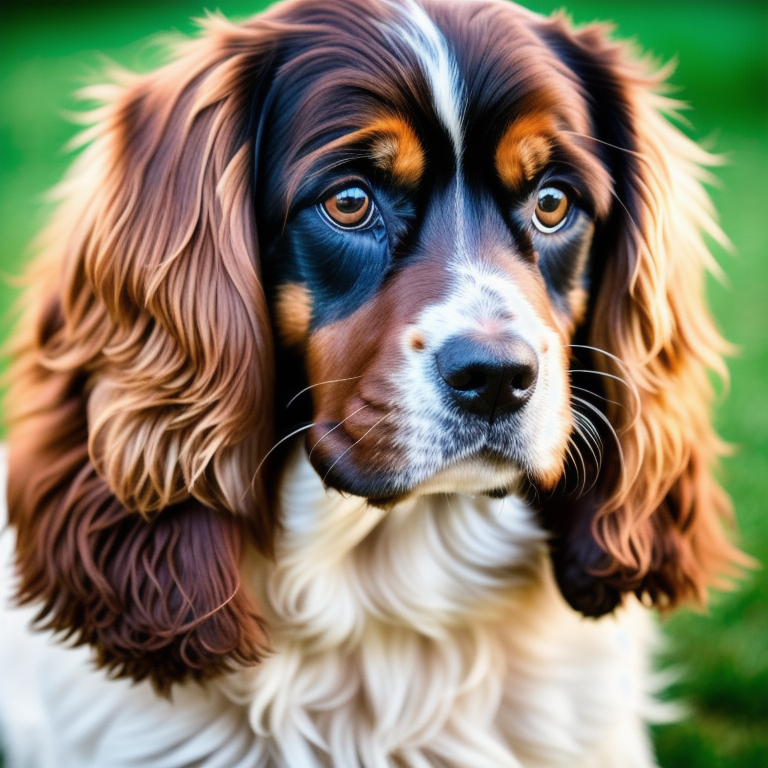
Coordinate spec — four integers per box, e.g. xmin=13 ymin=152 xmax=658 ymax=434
xmin=366 ymin=116 xmax=425 ymax=186
xmin=568 ymin=286 xmax=589 ymax=328
xmin=407 ymin=329 xmax=426 ymax=352
xmin=495 ymin=115 xmax=554 ymax=190
xmin=275 ymin=283 xmax=313 ymax=348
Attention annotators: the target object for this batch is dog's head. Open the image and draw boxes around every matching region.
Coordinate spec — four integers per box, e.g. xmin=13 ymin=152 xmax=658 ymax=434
xmin=5 ymin=0 xmax=743 ymax=691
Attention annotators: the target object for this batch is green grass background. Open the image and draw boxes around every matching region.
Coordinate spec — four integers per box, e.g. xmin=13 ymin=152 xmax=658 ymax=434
xmin=0 ymin=1 xmax=766 ymax=766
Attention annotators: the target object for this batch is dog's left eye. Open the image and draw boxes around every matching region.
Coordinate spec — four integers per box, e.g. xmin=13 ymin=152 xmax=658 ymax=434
xmin=321 ymin=187 xmax=374 ymax=229
xmin=532 ymin=186 xmax=570 ymax=234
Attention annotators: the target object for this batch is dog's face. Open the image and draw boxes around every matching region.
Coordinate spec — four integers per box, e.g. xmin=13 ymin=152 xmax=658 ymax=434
xmin=257 ymin=0 xmax=613 ymax=503
xmin=5 ymin=0 xmax=742 ymax=691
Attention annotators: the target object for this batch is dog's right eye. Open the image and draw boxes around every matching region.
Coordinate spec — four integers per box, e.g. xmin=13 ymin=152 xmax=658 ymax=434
xmin=532 ymin=186 xmax=570 ymax=234
xmin=321 ymin=187 xmax=373 ymax=229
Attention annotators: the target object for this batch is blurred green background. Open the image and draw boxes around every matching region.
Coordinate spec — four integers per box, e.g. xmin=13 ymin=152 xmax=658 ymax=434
xmin=0 ymin=1 xmax=766 ymax=766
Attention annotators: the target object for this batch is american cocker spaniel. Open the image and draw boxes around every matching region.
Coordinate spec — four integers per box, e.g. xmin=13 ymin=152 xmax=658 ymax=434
xmin=0 ymin=0 xmax=745 ymax=766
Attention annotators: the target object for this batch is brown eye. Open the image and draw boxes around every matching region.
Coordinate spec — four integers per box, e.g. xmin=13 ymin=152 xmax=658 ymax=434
xmin=322 ymin=186 xmax=373 ymax=228
xmin=533 ymin=186 xmax=570 ymax=233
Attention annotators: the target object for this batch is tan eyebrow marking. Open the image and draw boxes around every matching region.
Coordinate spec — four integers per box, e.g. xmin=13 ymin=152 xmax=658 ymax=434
xmin=360 ymin=116 xmax=425 ymax=187
xmin=495 ymin=115 xmax=555 ymax=190
xmin=275 ymin=283 xmax=313 ymax=348
xmin=285 ymin=115 xmax=426 ymax=208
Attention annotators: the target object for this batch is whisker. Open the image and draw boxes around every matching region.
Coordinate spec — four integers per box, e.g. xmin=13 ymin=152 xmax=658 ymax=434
xmin=571 ymin=394 xmax=616 ymax=435
xmin=246 ymin=422 xmax=316 ymax=501
xmin=571 ymin=395 xmax=626 ymax=484
xmin=554 ymin=133 xmax=653 ymax=251
xmin=321 ymin=412 xmax=391 ymax=486
xmin=609 ymin=188 xmax=648 ymax=250
xmin=573 ymin=410 xmax=603 ymax=473
xmin=566 ymin=405 xmax=606 ymax=496
xmin=569 ymin=372 xmax=640 ymax=416
xmin=567 ymin=344 xmax=642 ymax=423
xmin=563 ymin=436 xmax=586 ymax=496
xmin=572 ymin=420 xmax=599 ymax=495
xmin=306 ymin=153 xmax=376 ymax=185
xmin=494 ymin=493 xmax=507 ymax=521
xmin=567 ymin=344 xmax=634 ymax=379
xmin=568 ymin=364 xmax=635 ymax=391
xmin=570 ymin=384 xmax=624 ymax=411
xmin=286 ymin=376 xmax=362 ymax=410
xmin=308 ymin=403 xmax=370 ymax=459
xmin=560 ymin=130 xmax=649 ymax=163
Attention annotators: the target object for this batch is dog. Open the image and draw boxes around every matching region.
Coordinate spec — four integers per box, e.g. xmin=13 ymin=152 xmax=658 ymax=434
xmin=0 ymin=0 xmax=744 ymax=765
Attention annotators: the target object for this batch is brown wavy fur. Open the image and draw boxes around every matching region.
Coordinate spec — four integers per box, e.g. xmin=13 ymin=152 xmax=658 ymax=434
xmin=535 ymin=18 xmax=748 ymax=615
xmin=4 ymin=14 xmax=285 ymax=692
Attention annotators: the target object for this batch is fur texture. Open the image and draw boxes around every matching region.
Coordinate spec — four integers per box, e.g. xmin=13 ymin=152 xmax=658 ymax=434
xmin=0 ymin=0 xmax=745 ymax=765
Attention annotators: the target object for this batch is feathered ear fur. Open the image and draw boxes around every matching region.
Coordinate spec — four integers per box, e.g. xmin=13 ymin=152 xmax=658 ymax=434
xmin=537 ymin=18 xmax=747 ymax=616
xmin=4 ymin=14 xmax=283 ymax=691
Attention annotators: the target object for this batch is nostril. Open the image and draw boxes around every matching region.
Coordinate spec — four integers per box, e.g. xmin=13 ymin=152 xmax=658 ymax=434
xmin=509 ymin=358 xmax=537 ymax=393
xmin=435 ymin=340 xmax=490 ymax=395
xmin=445 ymin=364 xmax=489 ymax=393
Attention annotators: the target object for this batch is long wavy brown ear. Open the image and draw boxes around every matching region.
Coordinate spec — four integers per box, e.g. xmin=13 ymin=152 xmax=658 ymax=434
xmin=536 ymin=17 xmax=748 ymax=616
xmin=4 ymin=15 xmax=282 ymax=692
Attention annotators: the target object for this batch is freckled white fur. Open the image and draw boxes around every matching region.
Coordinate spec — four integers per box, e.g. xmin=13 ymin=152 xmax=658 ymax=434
xmin=0 ymin=445 xmax=666 ymax=767
xmin=379 ymin=4 xmax=568 ymax=488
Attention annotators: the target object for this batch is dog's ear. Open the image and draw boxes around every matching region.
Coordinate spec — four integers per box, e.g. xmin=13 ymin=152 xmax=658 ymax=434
xmin=535 ymin=18 xmax=748 ymax=616
xmin=5 ymin=15 xmax=284 ymax=691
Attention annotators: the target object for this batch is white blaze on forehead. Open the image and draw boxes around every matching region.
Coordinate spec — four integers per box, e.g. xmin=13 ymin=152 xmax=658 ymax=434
xmin=381 ymin=0 xmax=468 ymax=260
xmin=386 ymin=0 xmax=465 ymax=160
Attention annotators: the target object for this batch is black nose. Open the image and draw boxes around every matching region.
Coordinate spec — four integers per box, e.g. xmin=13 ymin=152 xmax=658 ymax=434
xmin=435 ymin=334 xmax=539 ymax=419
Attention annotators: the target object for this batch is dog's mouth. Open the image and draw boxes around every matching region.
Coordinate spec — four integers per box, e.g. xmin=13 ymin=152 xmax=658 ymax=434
xmin=306 ymin=421 xmax=529 ymax=506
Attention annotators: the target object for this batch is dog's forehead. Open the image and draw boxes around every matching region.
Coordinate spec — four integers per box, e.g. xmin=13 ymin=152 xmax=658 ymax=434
xmin=259 ymin=0 xmax=611 ymax=342
xmin=266 ymin=0 xmax=593 ymax=179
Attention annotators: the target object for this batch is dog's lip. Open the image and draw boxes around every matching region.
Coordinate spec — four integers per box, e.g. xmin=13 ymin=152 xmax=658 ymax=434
xmin=306 ymin=421 xmax=530 ymax=504
xmin=477 ymin=446 xmax=516 ymax=464
xmin=306 ymin=420 xmax=406 ymax=497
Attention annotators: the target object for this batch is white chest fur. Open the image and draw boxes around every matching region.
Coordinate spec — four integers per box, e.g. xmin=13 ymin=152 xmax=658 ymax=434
xmin=0 ymin=447 xmax=662 ymax=768
xmin=234 ymin=448 xmax=661 ymax=768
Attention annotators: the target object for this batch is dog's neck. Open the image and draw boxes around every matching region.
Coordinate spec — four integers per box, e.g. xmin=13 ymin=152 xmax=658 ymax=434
xmin=227 ymin=446 xmax=648 ymax=766
xmin=233 ymin=447 xmax=585 ymax=765
xmin=263 ymin=444 xmax=547 ymax=634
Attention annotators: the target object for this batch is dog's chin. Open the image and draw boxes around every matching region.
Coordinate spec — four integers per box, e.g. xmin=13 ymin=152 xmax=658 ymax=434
xmin=404 ymin=455 xmax=525 ymax=501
